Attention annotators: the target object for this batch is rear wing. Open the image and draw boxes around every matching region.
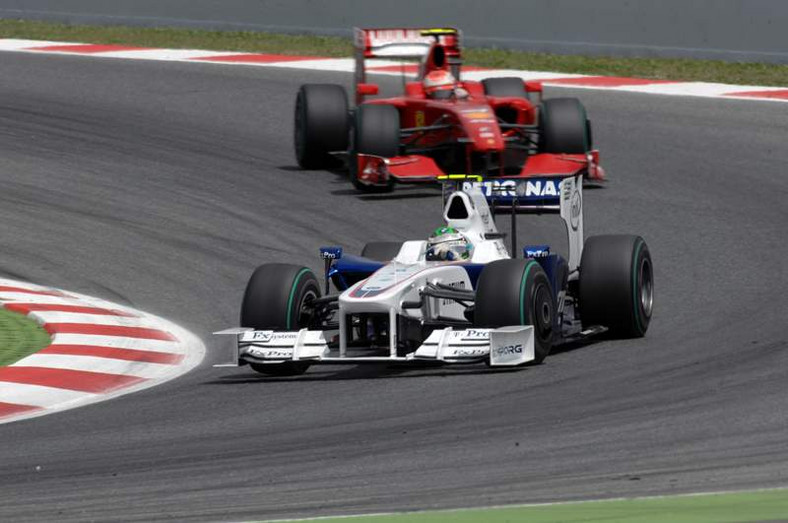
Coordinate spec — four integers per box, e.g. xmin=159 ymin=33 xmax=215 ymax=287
xmin=441 ymin=175 xmax=584 ymax=271
xmin=353 ymin=27 xmax=462 ymax=103
xmin=354 ymin=27 xmax=461 ymax=58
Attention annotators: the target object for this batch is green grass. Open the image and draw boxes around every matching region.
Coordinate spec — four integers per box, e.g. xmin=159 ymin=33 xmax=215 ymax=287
xmin=0 ymin=307 xmax=51 ymax=366
xmin=274 ymin=488 xmax=788 ymax=523
xmin=1 ymin=19 xmax=788 ymax=87
xmin=465 ymin=48 xmax=788 ymax=87
xmin=0 ymin=18 xmax=353 ymax=57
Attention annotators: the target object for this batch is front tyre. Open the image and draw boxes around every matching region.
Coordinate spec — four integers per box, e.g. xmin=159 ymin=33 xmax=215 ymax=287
xmin=482 ymin=77 xmax=528 ymax=126
xmin=294 ymin=84 xmax=349 ymax=169
xmin=579 ymin=235 xmax=653 ymax=337
xmin=241 ymin=263 xmax=321 ymax=375
xmin=475 ymin=259 xmax=555 ymax=363
xmin=351 ymin=104 xmax=399 ymax=192
xmin=539 ymin=97 xmax=591 ymax=154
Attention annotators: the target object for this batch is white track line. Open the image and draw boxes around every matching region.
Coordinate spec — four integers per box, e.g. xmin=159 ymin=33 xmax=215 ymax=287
xmin=0 ymin=39 xmax=67 ymax=50
xmin=0 ymin=295 xmax=112 ymax=307
xmin=24 ymin=311 xmax=155 ymax=327
xmin=264 ymin=486 xmax=788 ymax=522
xmin=0 ymin=382 xmax=96 ymax=408
xmin=98 ymin=49 xmax=241 ymax=60
xmin=0 ymin=38 xmax=785 ymax=102
xmin=48 ymin=333 xmax=185 ymax=352
xmin=462 ymin=69 xmax=589 ymax=81
xmin=14 ymin=354 xmax=178 ymax=379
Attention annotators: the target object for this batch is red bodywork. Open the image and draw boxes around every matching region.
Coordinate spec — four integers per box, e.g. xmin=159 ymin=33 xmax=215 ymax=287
xmin=352 ymin=27 xmax=605 ymax=188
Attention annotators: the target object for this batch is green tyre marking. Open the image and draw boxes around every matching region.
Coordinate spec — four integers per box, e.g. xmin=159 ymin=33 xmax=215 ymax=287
xmin=286 ymin=268 xmax=312 ymax=330
xmin=518 ymin=260 xmax=539 ymax=325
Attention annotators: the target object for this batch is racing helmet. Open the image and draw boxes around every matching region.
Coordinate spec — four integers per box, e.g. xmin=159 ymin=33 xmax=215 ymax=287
xmin=426 ymin=226 xmax=472 ymax=261
xmin=423 ymin=70 xmax=457 ymax=99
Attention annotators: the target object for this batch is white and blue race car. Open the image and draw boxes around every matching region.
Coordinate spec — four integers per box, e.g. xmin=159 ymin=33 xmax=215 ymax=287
xmin=216 ymin=174 xmax=653 ymax=376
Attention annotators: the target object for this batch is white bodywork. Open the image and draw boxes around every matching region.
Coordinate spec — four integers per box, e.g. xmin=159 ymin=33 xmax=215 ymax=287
xmin=216 ymin=325 xmax=533 ymax=367
xmin=336 ymin=187 xmax=510 ymax=358
xmin=216 ymin=177 xmax=585 ymax=369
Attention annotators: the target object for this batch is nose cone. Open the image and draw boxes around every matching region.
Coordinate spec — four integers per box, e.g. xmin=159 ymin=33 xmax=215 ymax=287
xmin=457 ymin=106 xmax=504 ymax=151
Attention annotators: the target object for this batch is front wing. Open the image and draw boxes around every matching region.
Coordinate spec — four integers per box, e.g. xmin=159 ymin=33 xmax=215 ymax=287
xmin=214 ymin=326 xmax=534 ymax=367
xmin=355 ymin=151 xmax=605 ymax=188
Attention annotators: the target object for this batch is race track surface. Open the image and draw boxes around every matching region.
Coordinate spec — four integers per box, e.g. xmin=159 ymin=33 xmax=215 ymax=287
xmin=0 ymin=52 xmax=786 ymax=522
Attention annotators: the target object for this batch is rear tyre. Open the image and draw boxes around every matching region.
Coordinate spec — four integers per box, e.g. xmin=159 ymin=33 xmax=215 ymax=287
xmin=579 ymin=235 xmax=653 ymax=338
xmin=241 ymin=263 xmax=321 ymax=375
xmin=360 ymin=241 xmax=403 ymax=261
xmin=294 ymin=84 xmax=349 ymax=169
xmin=539 ymin=97 xmax=591 ymax=154
xmin=482 ymin=77 xmax=527 ymax=98
xmin=351 ymin=104 xmax=400 ymax=192
xmin=475 ymin=259 xmax=555 ymax=363
xmin=483 ymin=77 xmax=528 ymax=127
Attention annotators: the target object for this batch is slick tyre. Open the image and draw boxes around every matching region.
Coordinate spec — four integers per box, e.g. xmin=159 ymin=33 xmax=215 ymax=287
xmin=579 ymin=235 xmax=653 ymax=338
xmin=482 ymin=77 xmax=527 ymax=98
xmin=539 ymin=97 xmax=592 ymax=154
xmin=483 ymin=77 xmax=528 ymax=125
xmin=475 ymin=259 xmax=555 ymax=364
xmin=351 ymin=104 xmax=399 ymax=192
xmin=241 ymin=263 xmax=321 ymax=376
xmin=294 ymin=84 xmax=349 ymax=169
xmin=360 ymin=241 xmax=403 ymax=261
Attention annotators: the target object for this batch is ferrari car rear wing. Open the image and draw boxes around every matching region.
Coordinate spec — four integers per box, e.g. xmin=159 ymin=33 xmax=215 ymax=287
xmin=214 ymin=326 xmax=535 ymax=367
xmin=354 ymin=27 xmax=461 ymax=59
xmin=353 ymin=27 xmax=462 ymax=103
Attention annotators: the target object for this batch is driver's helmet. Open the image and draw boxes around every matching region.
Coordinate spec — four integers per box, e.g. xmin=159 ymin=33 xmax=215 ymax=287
xmin=426 ymin=226 xmax=472 ymax=261
xmin=423 ymin=70 xmax=457 ymax=100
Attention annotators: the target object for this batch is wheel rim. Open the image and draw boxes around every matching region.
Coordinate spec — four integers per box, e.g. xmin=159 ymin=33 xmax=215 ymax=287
xmin=540 ymin=301 xmax=551 ymax=325
xmin=639 ymin=257 xmax=654 ymax=318
xmin=532 ymin=282 xmax=553 ymax=342
xmin=296 ymin=288 xmax=317 ymax=328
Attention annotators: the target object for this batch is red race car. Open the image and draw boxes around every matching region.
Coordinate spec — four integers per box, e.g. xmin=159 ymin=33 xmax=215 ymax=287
xmin=294 ymin=27 xmax=605 ymax=192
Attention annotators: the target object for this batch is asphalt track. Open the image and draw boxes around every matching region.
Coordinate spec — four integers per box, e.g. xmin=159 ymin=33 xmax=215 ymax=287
xmin=0 ymin=52 xmax=786 ymax=522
